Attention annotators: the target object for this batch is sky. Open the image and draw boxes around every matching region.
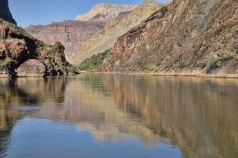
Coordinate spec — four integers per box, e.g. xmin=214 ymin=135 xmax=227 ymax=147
xmin=9 ymin=0 xmax=170 ymax=28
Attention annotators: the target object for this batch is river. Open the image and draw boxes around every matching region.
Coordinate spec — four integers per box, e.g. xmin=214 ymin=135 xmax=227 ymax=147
xmin=0 ymin=73 xmax=237 ymax=158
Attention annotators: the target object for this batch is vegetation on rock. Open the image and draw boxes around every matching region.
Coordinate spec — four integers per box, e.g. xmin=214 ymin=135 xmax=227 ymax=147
xmin=77 ymin=49 xmax=111 ymax=71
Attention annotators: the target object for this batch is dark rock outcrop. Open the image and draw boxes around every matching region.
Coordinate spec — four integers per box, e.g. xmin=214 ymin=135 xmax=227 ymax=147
xmin=0 ymin=0 xmax=17 ymax=25
xmin=0 ymin=19 xmax=76 ymax=77
xmin=99 ymin=0 xmax=238 ymax=77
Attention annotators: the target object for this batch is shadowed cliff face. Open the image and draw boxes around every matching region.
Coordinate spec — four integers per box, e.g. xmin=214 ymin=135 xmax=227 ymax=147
xmin=0 ymin=0 xmax=16 ymax=25
xmin=98 ymin=0 xmax=238 ymax=77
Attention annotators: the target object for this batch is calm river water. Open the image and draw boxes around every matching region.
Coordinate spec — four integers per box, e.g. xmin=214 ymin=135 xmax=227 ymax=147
xmin=0 ymin=73 xmax=238 ymax=158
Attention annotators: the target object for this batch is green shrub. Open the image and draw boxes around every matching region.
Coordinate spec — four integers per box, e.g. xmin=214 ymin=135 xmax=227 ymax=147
xmin=77 ymin=49 xmax=111 ymax=71
xmin=143 ymin=63 xmax=160 ymax=73
xmin=178 ymin=61 xmax=186 ymax=68
xmin=0 ymin=57 xmax=12 ymax=66
xmin=177 ymin=41 xmax=182 ymax=47
xmin=207 ymin=53 xmax=234 ymax=72
xmin=44 ymin=46 xmax=54 ymax=55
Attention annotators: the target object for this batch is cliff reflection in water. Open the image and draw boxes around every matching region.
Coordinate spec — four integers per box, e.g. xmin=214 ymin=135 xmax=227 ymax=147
xmin=0 ymin=74 xmax=238 ymax=158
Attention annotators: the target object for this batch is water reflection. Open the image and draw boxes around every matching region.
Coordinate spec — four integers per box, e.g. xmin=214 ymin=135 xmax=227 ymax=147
xmin=0 ymin=74 xmax=238 ymax=157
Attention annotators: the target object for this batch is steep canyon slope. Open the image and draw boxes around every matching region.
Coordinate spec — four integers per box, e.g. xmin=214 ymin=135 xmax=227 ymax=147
xmin=25 ymin=3 xmax=136 ymax=58
xmin=99 ymin=0 xmax=238 ymax=77
xmin=71 ymin=0 xmax=161 ymax=65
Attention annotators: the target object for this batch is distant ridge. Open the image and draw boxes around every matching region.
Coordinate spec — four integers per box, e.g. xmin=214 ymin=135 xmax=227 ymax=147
xmin=75 ymin=3 xmax=137 ymax=23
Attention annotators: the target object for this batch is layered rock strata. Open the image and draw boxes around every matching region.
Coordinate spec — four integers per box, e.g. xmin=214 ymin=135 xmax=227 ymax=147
xmin=75 ymin=3 xmax=137 ymax=23
xmin=25 ymin=20 xmax=105 ymax=58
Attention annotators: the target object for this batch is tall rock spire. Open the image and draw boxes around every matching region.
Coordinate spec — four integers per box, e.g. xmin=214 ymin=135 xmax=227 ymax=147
xmin=0 ymin=0 xmax=17 ymax=25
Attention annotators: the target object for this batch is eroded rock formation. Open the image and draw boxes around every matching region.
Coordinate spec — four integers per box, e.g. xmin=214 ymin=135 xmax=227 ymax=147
xmin=0 ymin=19 xmax=75 ymax=77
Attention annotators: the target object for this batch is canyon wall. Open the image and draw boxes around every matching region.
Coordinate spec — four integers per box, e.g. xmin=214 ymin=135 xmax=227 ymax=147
xmin=25 ymin=20 xmax=105 ymax=58
xmin=99 ymin=0 xmax=238 ymax=77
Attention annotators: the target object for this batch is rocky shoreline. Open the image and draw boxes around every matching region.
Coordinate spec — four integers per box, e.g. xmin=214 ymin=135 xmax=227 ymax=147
xmin=92 ymin=71 xmax=238 ymax=79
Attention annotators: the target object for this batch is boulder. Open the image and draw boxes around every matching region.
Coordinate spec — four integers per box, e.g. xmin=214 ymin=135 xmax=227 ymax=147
xmin=16 ymin=59 xmax=46 ymax=77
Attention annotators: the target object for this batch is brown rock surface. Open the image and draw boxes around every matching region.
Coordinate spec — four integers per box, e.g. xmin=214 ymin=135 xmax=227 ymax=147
xmin=16 ymin=59 xmax=46 ymax=77
xmin=71 ymin=0 xmax=161 ymax=65
xmin=0 ymin=0 xmax=17 ymax=25
xmin=98 ymin=0 xmax=238 ymax=77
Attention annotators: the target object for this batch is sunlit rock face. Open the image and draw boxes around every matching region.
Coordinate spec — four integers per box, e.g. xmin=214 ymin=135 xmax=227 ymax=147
xmin=71 ymin=0 xmax=160 ymax=65
xmin=97 ymin=0 xmax=238 ymax=77
xmin=24 ymin=20 xmax=105 ymax=58
xmin=0 ymin=0 xmax=16 ymax=25
xmin=75 ymin=3 xmax=137 ymax=23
